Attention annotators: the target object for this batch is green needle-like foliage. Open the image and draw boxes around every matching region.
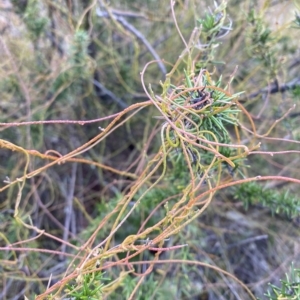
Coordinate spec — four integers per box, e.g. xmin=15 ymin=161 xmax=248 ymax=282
xmin=65 ymin=271 xmax=108 ymax=299
xmin=234 ymin=182 xmax=300 ymax=219
xmin=262 ymin=264 xmax=300 ymax=300
xmin=162 ymin=69 xmax=242 ymax=177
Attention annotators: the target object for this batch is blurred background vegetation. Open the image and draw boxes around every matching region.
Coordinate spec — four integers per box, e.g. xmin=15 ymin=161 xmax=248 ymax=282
xmin=0 ymin=0 xmax=300 ymax=299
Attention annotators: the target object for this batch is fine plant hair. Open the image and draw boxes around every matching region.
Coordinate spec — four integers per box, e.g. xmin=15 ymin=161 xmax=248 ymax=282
xmin=1 ymin=1 xmax=300 ymax=299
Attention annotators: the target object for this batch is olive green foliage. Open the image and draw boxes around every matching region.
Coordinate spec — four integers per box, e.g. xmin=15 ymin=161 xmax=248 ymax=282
xmin=263 ymin=265 xmax=300 ymax=300
xmin=12 ymin=0 xmax=48 ymax=39
xmin=52 ymin=30 xmax=92 ymax=102
xmin=65 ymin=271 xmax=108 ymax=299
xmin=116 ymin=274 xmax=174 ymax=300
xmin=196 ymin=1 xmax=232 ymax=67
xmin=234 ymin=182 xmax=300 ymax=218
xmin=1 ymin=1 xmax=300 ymax=300
xmin=247 ymin=9 xmax=278 ymax=77
xmin=294 ymin=12 xmax=300 ymax=27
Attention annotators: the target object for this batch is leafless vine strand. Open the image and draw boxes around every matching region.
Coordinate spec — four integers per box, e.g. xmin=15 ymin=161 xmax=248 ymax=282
xmin=0 ymin=112 xmax=121 ymax=127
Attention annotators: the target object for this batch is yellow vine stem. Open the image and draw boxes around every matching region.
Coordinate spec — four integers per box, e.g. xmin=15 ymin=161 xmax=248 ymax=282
xmin=175 ymin=111 xmax=202 ymax=139
xmin=177 ymin=129 xmax=238 ymax=167
xmin=40 ymin=175 xmax=300 ymax=300
xmin=102 ymin=271 xmax=133 ymax=295
xmin=0 ymin=102 xmax=150 ymax=194
xmin=81 ymin=147 xmax=170 ymax=271
xmin=162 ymin=27 xmax=200 ymax=95
xmin=75 ymin=0 xmax=97 ymax=32
xmin=165 ymin=123 xmax=180 ymax=147
xmin=154 ymin=160 xmax=214 ymax=241
xmin=79 ymin=192 xmax=168 ymax=274
xmin=9 ymin=148 xmax=137 ymax=179
xmin=157 ymin=187 xmax=191 ymax=238
xmin=236 ymin=101 xmax=257 ymax=135
xmin=234 ymin=123 xmax=242 ymax=156
xmin=0 ymin=140 xmax=30 ymax=217
xmin=189 ymin=151 xmax=218 ymax=205
xmin=104 ymin=123 xmax=171 ymax=251
xmin=155 ymin=98 xmax=243 ymax=168
xmin=118 ymin=153 xmax=169 ymax=250
xmin=152 ymin=181 xmax=214 ymax=244
xmin=126 ymin=259 xmax=257 ymax=300
xmin=182 ymin=141 xmax=197 ymax=192
xmin=260 ymin=104 xmax=296 ymax=137
xmin=81 ymin=139 xmax=171 ymax=270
